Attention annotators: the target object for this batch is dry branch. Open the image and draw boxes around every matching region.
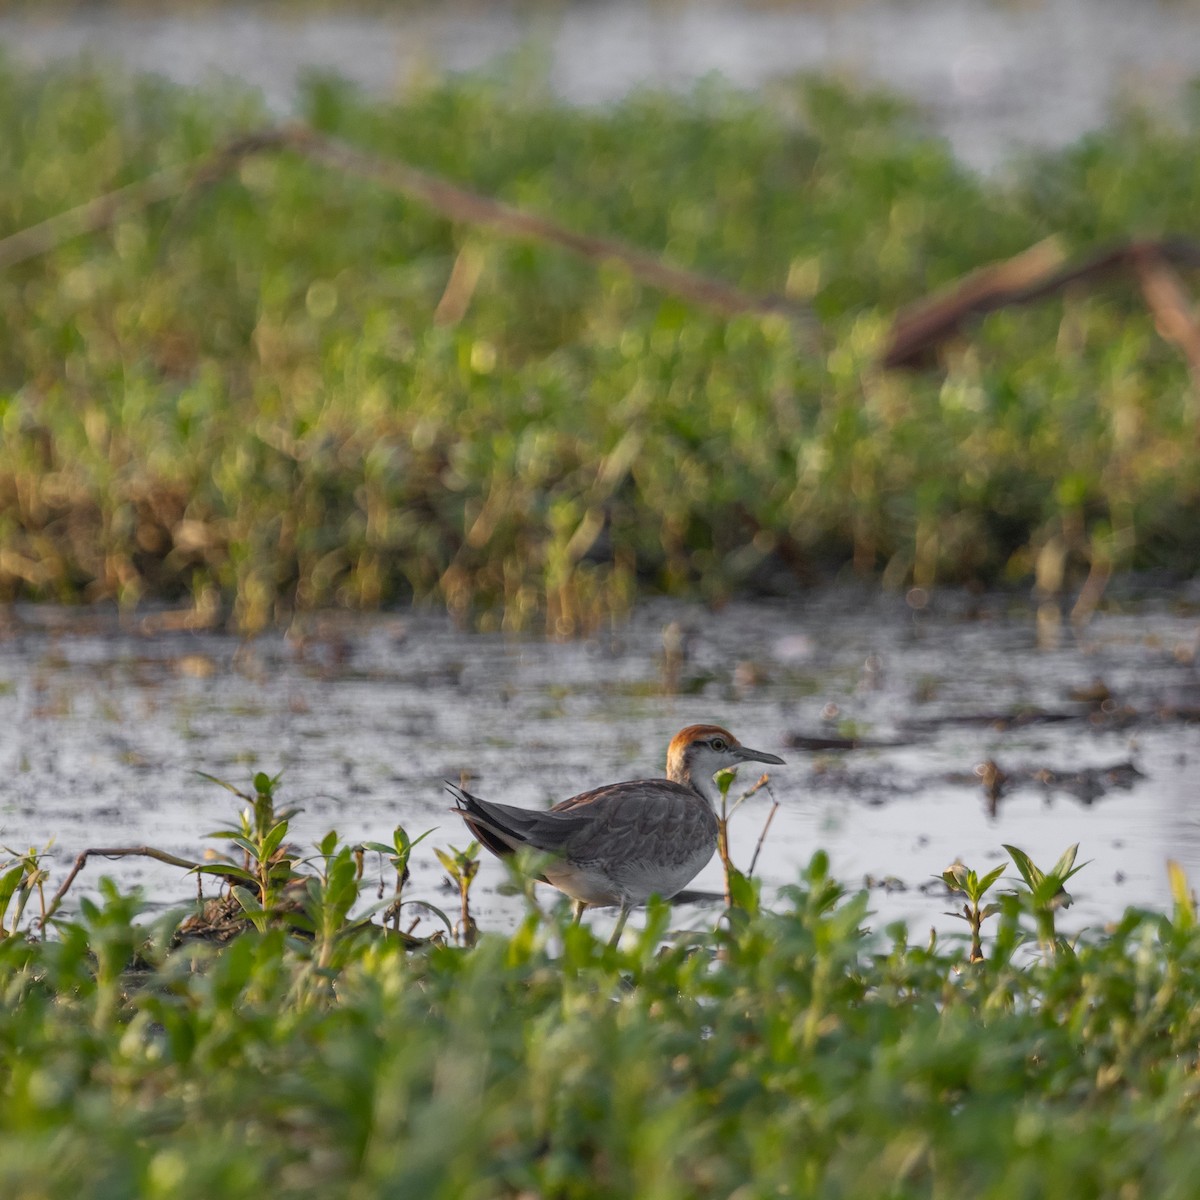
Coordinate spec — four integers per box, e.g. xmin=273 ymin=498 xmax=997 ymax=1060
xmin=0 ymin=166 xmax=191 ymax=272
xmin=1132 ymin=247 xmax=1200 ymax=388
xmin=0 ymin=123 xmax=815 ymax=331
xmin=882 ymin=236 xmax=1200 ymax=369
xmin=0 ymin=129 xmax=289 ymax=272
xmin=40 ymin=844 xmax=207 ymax=929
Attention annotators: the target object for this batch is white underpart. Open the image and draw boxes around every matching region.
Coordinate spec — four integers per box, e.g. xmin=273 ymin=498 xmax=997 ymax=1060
xmin=543 ymin=839 xmax=715 ymax=906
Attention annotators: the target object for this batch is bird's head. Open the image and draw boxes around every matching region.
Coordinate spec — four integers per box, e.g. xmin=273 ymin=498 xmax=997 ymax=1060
xmin=667 ymin=723 xmax=785 ymax=803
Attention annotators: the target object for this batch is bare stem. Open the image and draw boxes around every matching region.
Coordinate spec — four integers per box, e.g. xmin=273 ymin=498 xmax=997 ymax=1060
xmin=40 ymin=846 xmax=205 ymax=931
xmin=458 ymin=880 xmax=478 ymax=948
xmin=728 ymin=772 xmax=772 ymax=818
xmin=717 ymin=817 xmax=733 ymax=910
xmin=746 ymin=791 xmax=780 ymax=880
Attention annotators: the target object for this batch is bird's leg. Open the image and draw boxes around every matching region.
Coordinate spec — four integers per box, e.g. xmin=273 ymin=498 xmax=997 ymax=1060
xmin=571 ymin=899 xmax=587 ymax=925
xmin=607 ymin=902 xmax=632 ymax=948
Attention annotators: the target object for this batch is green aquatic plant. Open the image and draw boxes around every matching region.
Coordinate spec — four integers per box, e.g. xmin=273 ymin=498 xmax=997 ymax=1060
xmin=6 ymin=814 xmax=1200 ymax=1198
xmin=300 ymin=834 xmax=368 ymax=978
xmin=362 ymin=824 xmax=442 ymax=935
xmin=435 ymin=840 xmax=481 ymax=946
xmin=0 ymin=842 xmax=50 ymax=939
xmin=0 ymin=62 xmax=1199 ymax=629
xmin=1003 ymin=841 xmax=1089 ymax=956
xmin=200 ymin=769 xmax=300 ymax=917
xmin=941 ymin=858 xmax=1006 ymax=963
xmin=713 ymin=766 xmax=777 ymax=919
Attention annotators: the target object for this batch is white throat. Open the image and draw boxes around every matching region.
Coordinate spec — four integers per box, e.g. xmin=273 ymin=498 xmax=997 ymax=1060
xmin=686 ymin=765 xmax=729 ymax=808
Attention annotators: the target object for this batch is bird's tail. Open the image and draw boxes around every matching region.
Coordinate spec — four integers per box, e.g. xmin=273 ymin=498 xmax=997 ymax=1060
xmin=445 ymin=781 xmax=519 ymax=860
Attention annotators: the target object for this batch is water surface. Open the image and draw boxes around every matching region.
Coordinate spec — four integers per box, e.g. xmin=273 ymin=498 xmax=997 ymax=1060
xmin=3 ymin=0 xmax=1200 ymax=170
xmin=3 ymin=590 xmax=1198 ymax=940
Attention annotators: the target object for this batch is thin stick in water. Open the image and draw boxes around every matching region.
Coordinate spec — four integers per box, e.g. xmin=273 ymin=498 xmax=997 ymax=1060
xmin=747 ymin=787 xmax=780 ymax=880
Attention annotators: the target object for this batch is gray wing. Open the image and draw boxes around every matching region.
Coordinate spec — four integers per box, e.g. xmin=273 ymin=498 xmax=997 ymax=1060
xmin=448 ymin=778 xmax=717 ymax=869
xmin=552 ymin=780 xmax=718 ymax=872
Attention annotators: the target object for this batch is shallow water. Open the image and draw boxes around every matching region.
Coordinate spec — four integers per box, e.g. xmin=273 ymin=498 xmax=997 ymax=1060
xmin=3 ymin=589 xmax=1198 ymax=941
xmin=3 ymin=0 xmax=1200 ymax=171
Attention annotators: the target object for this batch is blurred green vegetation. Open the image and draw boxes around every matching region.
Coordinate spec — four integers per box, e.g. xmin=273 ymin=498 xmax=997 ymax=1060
xmin=5 ymin=838 xmax=1200 ymax=1198
xmin=1 ymin=60 xmax=1199 ymax=631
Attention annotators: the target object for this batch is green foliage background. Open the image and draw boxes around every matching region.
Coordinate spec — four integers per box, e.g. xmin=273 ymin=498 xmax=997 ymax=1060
xmin=2 ymin=61 xmax=1199 ymax=630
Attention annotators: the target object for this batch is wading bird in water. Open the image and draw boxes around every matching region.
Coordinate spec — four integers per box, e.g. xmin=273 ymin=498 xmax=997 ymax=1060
xmin=446 ymin=723 xmax=785 ymax=942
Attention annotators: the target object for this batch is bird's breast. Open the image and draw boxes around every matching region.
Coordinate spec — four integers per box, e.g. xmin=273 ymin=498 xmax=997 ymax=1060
xmin=610 ymin=837 xmax=717 ymax=904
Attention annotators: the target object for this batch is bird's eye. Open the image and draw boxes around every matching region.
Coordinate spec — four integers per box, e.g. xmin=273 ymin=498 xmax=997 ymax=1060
xmin=710 ymin=737 xmax=728 ymax=752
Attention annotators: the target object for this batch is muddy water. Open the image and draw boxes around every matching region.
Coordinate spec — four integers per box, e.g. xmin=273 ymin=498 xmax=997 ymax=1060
xmin=2 ymin=590 xmax=1198 ymax=941
xmin=3 ymin=0 xmax=1200 ymax=171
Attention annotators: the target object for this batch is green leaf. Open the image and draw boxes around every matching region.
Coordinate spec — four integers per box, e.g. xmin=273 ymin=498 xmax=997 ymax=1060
xmin=232 ymin=886 xmax=264 ymax=916
xmin=398 ymin=898 xmax=453 ymax=936
xmin=1168 ymin=859 xmax=1196 ymax=931
xmin=230 ymin=836 xmax=262 ymax=860
xmin=974 ymin=863 xmax=1007 ymax=901
xmin=1050 ymin=843 xmax=1080 ymax=880
xmin=283 ymin=911 xmax=316 ymax=936
xmin=196 ymin=863 xmax=258 ymax=883
xmin=194 ymin=771 xmax=251 ymax=801
xmin=941 ymin=864 xmax=969 ymax=893
xmin=1002 ymin=844 xmax=1042 ymax=891
xmin=397 ymin=826 xmax=435 ymax=857
xmin=0 ymin=864 xmax=25 ymax=927
xmin=262 ymin=821 xmax=290 ymax=861
xmin=806 ymin=850 xmax=830 ymax=884
xmin=1035 ymin=878 xmax=1073 ymax=910
xmin=360 ymin=841 xmax=396 ymax=856
xmin=727 ymin=866 xmax=759 ymax=915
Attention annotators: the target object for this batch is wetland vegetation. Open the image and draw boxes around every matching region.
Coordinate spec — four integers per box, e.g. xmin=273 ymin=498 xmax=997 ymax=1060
xmin=5 ymin=783 xmax=1200 ymax=1198
xmin=2 ymin=59 xmax=1200 ymax=631
xmin=4 ymin=52 xmax=1200 ymax=1198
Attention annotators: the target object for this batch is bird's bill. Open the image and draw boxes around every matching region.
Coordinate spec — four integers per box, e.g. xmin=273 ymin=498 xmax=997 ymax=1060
xmin=734 ymin=744 xmax=785 ymax=766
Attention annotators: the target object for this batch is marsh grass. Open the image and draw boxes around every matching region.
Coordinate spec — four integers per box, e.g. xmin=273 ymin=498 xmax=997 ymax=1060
xmin=2 ymin=63 xmax=1200 ymax=630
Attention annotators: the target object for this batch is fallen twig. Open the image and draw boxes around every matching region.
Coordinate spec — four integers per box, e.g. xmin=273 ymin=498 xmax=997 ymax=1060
xmin=40 ymin=845 xmax=206 ymax=930
xmin=0 ymin=122 xmax=816 ymax=331
xmin=882 ymin=236 xmax=1200 ymax=369
xmin=0 ymin=166 xmax=191 ymax=272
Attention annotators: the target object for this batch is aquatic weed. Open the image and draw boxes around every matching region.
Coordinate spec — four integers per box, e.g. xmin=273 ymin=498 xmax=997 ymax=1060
xmin=1 ymin=64 xmax=1199 ymax=629
xmin=5 ymin=834 xmax=1200 ymax=1196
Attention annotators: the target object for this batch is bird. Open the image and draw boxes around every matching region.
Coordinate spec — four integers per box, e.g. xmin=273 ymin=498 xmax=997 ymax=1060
xmin=445 ymin=723 xmax=785 ymax=942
